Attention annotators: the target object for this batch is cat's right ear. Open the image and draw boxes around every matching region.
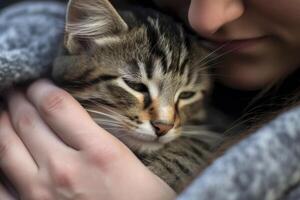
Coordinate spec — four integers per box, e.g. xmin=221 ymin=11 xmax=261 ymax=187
xmin=65 ymin=0 xmax=128 ymax=54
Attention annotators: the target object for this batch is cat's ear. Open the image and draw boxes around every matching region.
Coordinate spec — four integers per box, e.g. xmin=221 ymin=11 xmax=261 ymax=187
xmin=65 ymin=0 xmax=128 ymax=53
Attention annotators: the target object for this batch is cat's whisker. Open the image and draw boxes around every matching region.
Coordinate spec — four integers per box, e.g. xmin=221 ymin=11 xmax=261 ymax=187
xmin=193 ymin=45 xmax=232 ymax=72
xmin=100 ymin=125 xmax=132 ymax=133
xmin=96 ymin=105 xmax=124 ymax=117
xmin=197 ymin=44 xmax=245 ymax=70
xmin=103 ymin=122 xmax=137 ymax=129
xmin=103 ymin=128 xmax=128 ymax=132
xmin=113 ymin=133 xmax=138 ymax=140
xmin=87 ymin=103 xmax=123 ymax=118
xmin=96 ymin=105 xmax=138 ymax=126
xmin=182 ymin=131 xmax=222 ymax=138
xmin=182 ymin=130 xmax=222 ymax=136
xmin=86 ymin=107 xmax=139 ymax=129
xmin=91 ymin=113 xmax=121 ymax=120
xmin=114 ymin=134 xmax=133 ymax=139
xmin=94 ymin=118 xmax=122 ymax=125
xmin=96 ymin=122 xmax=124 ymax=128
xmin=102 ymin=127 xmax=125 ymax=132
xmin=85 ymin=103 xmax=132 ymax=123
xmin=181 ymin=125 xmax=210 ymax=130
xmin=95 ymin=119 xmax=123 ymax=124
xmin=197 ymin=41 xmax=232 ymax=66
xmin=87 ymin=109 xmax=125 ymax=123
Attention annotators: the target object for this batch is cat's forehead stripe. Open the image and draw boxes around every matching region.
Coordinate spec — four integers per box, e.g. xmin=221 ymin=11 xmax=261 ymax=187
xmin=144 ymin=16 xmax=191 ymax=78
xmin=180 ymin=57 xmax=189 ymax=76
xmin=145 ymin=57 xmax=154 ymax=79
xmin=144 ymin=18 xmax=169 ymax=74
xmin=127 ymin=59 xmax=142 ymax=79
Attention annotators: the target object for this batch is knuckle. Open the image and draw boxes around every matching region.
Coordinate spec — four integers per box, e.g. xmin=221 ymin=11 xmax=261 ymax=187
xmin=53 ymin=169 xmax=75 ymax=188
xmin=27 ymin=186 xmax=52 ymax=200
xmin=14 ymin=109 xmax=35 ymax=131
xmin=85 ymin=141 xmax=124 ymax=169
xmin=40 ymin=90 xmax=69 ymax=116
xmin=0 ymin=138 xmax=13 ymax=162
xmin=48 ymin=158 xmax=77 ymax=188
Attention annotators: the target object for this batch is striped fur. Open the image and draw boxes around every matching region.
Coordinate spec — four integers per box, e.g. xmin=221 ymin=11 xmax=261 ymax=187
xmin=52 ymin=0 xmax=222 ymax=192
xmin=139 ymin=131 xmax=222 ymax=192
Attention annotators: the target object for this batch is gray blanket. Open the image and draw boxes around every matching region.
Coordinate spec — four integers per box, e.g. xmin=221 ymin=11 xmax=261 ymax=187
xmin=178 ymin=106 xmax=300 ymax=200
xmin=1 ymin=2 xmax=300 ymax=200
xmin=0 ymin=1 xmax=65 ymax=91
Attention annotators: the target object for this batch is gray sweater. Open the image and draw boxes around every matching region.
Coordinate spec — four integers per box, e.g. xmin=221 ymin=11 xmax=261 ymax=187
xmin=1 ymin=2 xmax=300 ymax=200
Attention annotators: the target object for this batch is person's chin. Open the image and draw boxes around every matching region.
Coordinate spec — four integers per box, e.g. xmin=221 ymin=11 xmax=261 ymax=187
xmin=216 ymin=65 xmax=278 ymax=91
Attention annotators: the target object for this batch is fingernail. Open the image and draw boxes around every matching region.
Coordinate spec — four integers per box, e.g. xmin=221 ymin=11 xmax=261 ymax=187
xmin=27 ymin=79 xmax=57 ymax=94
xmin=26 ymin=79 xmax=60 ymax=102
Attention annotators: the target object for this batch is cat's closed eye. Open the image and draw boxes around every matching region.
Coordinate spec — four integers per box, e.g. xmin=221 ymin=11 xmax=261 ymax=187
xmin=123 ymin=78 xmax=148 ymax=93
xmin=179 ymin=91 xmax=196 ymax=100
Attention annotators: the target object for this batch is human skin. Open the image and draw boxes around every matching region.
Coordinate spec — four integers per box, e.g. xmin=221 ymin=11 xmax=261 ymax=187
xmin=0 ymin=80 xmax=176 ymax=200
xmin=154 ymin=0 xmax=300 ymax=90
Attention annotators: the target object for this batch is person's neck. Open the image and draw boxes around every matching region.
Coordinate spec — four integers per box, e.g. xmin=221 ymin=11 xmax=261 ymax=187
xmin=211 ymin=67 xmax=300 ymax=124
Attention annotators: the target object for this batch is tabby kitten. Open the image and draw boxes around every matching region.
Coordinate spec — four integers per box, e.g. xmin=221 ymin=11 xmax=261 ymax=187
xmin=53 ymin=0 xmax=221 ymax=192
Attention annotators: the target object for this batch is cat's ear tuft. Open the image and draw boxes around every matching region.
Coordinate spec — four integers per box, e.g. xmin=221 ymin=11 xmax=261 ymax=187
xmin=65 ymin=0 xmax=128 ymax=53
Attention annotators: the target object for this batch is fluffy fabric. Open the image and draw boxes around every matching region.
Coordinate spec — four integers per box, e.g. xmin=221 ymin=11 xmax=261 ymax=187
xmin=178 ymin=106 xmax=300 ymax=200
xmin=1 ymin=2 xmax=300 ymax=200
xmin=0 ymin=1 xmax=65 ymax=90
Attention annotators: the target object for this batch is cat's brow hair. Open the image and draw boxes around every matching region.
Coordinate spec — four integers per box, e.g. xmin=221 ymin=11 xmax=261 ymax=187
xmin=141 ymin=16 xmax=190 ymax=80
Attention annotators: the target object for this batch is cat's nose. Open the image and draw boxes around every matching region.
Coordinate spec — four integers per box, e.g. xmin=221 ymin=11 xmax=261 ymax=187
xmin=151 ymin=120 xmax=174 ymax=137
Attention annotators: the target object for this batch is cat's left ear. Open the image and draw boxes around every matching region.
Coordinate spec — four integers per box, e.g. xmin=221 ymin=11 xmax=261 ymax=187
xmin=65 ymin=0 xmax=128 ymax=53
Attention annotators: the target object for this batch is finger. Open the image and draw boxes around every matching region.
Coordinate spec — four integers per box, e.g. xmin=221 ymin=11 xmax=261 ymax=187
xmin=6 ymin=90 xmax=70 ymax=163
xmin=0 ymin=170 xmax=18 ymax=200
xmin=0 ymin=181 xmax=15 ymax=200
xmin=0 ymin=112 xmax=38 ymax=191
xmin=27 ymin=79 xmax=112 ymax=150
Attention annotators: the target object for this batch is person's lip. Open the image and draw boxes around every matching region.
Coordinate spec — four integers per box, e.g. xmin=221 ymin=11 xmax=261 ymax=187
xmin=202 ymin=36 xmax=270 ymax=52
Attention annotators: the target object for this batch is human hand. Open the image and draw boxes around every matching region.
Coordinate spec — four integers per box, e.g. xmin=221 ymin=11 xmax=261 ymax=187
xmin=0 ymin=80 xmax=176 ymax=200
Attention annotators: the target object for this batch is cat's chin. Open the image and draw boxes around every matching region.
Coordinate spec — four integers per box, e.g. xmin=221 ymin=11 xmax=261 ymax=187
xmin=120 ymin=136 xmax=165 ymax=154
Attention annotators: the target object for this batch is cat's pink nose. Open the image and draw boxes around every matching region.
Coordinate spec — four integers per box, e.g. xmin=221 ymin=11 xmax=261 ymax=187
xmin=151 ymin=120 xmax=174 ymax=137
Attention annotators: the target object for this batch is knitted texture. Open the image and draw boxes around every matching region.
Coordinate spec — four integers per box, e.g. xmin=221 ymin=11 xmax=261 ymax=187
xmin=0 ymin=1 xmax=65 ymax=90
xmin=178 ymin=106 xmax=300 ymax=200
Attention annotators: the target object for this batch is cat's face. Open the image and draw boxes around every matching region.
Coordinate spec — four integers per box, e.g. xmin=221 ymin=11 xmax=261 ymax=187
xmin=53 ymin=0 xmax=211 ymax=153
